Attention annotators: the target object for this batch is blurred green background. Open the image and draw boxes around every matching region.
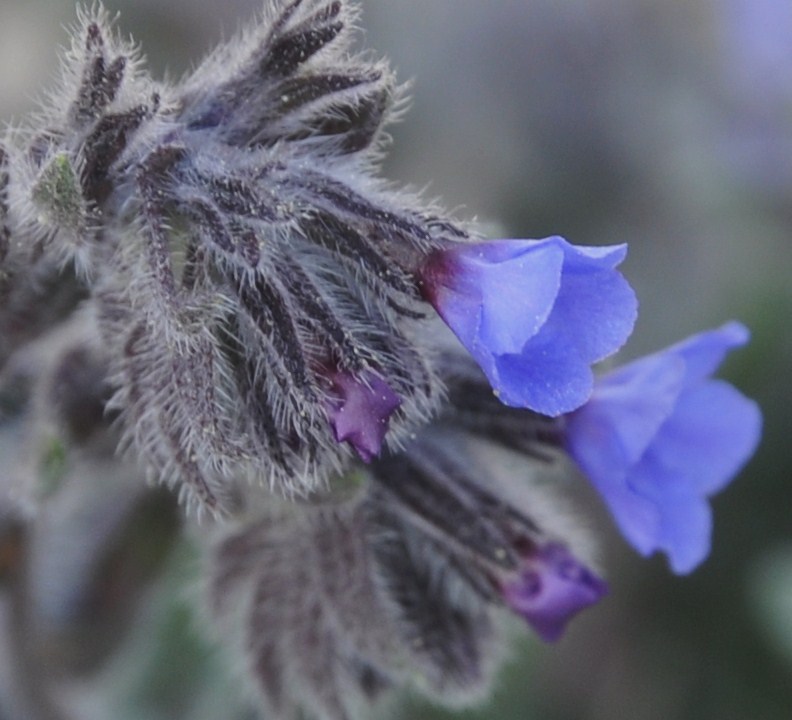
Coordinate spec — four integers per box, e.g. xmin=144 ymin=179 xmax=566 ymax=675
xmin=1 ymin=1 xmax=790 ymax=719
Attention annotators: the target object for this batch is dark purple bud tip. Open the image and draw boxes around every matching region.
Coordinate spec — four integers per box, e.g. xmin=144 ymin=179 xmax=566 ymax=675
xmin=326 ymin=370 xmax=402 ymax=462
xmin=503 ymin=543 xmax=608 ymax=642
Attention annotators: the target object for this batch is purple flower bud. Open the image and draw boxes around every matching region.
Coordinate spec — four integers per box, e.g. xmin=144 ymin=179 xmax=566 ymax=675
xmin=326 ymin=371 xmax=402 ymax=462
xmin=565 ymin=322 xmax=762 ymax=574
xmin=419 ymin=236 xmax=637 ymax=416
xmin=502 ymin=543 xmax=608 ymax=642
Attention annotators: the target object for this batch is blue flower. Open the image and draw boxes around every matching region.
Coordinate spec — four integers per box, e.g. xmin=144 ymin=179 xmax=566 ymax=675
xmin=420 ymin=237 xmax=637 ymax=416
xmin=326 ymin=370 xmax=402 ymax=462
xmin=565 ymin=322 xmax=762 ymax=574
xmin=502 ymin=543 xmax=608 ymax=642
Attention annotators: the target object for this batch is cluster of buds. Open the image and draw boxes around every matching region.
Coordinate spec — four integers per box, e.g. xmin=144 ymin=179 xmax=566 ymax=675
xmin=0 ymin=2 xmax=761 ymax=719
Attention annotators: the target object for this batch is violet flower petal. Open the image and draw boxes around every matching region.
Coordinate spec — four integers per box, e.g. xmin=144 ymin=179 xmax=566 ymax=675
xmin=503 ymin=543 xmax=608 ymax=642
xmin=421 ymin=236 xmax=637 ymax=416
xmin=326 ymin=371 xmax=401 ymax=462
xmin=566 ymin=322 xmax=762 ymax=573
xmin=423 ymin=239 xmax=564 ymax=357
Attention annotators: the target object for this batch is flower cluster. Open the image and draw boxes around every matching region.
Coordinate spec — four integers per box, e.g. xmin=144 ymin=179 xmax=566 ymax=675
xmin=0 ymin=2 xmax=761 ymax=720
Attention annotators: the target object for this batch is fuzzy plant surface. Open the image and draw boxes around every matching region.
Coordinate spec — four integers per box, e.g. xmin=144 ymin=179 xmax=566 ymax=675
xmin=0 ymin=2 xmax=762 ymax=720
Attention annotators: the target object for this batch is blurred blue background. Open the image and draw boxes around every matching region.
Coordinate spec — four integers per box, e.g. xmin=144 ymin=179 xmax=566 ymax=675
xmin=1 ymin=1 xmax=790 ymax=719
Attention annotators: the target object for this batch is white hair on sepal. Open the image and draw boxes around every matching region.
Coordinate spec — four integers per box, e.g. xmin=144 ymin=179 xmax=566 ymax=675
xmin=2 ymin=133 xmax=100 ymax=282
xmin=199 ymin=492 xmax=405 ymax=720
xmin=27 ymin=4 xmax=152 ymax=145
xmin=0 ymin=133 xmax=41 ymax=267
xmin=62 ymin=4 xmax=151 ymax=126
xmin=3 ymin=0 xmax=490 ymax=519
xmin=193 ymin=415 xmax=596 ymax=718
xmin=470 ymin=433 xmax=603 ymax=572
xmin=180 ymin=0 xmax=357 ymax=96
xmin=3 ymin=4 xmax=162 ymax=280
xmin=178 ymin=0 xmax=396 ymax=164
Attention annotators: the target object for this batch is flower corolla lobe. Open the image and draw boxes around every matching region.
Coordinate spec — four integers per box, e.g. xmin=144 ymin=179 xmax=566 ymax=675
xmin=420 ymin=236 xmax=637 ymax=416
xmin=326 ymin=370 xmax=401 ymax=462
xmin=502 ymin=543 xmax=608 ymax=642
xmin=565 ymin=322 xmax=762 ymax=573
